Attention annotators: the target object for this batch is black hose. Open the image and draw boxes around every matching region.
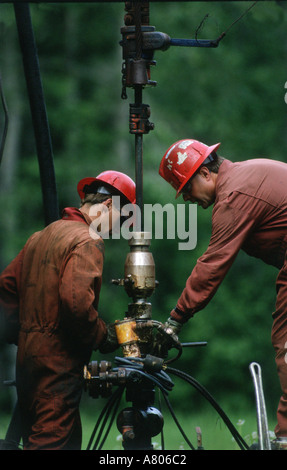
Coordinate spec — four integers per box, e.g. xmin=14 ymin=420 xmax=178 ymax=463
xmin=86 ymin=386 xmax=124 ymax=451
xmin=166 ymin=367 xmax=250 ymax=450
xmin=114 ymin=357 xmax=249 ymax=449
xmin=114 ymin=356 xmax=174 ymax=394
xmin=86 ymin=358 xmax=250 ymax=450
xmin=14 ymin=3 xmax=59 ymax=226
xmin=94 ymin=389 xmax=124 ymax=450
xmin=156 ymin=390 xmax=165 ymax=450
xmin=114 ymin=357 xmax=196 ymax=449
xmin=160 ymin=391 xmax=195 ymax=450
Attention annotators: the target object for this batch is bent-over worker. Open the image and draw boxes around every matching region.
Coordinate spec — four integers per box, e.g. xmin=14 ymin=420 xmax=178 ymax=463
xmin=159 ymin=138 xmax=287 ymax=443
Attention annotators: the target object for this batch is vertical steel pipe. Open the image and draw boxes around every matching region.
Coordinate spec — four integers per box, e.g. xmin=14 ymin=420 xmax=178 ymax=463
xmin=134 ymin=2 xmax=144 ymax=230
xmin=249 ymin=362 xmax=271 ymax=450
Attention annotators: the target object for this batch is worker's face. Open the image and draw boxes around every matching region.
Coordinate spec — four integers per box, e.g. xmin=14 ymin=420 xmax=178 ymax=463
xmin=181 ymin=167 xmax=216 ymax=209
xmin=108 ymin=200 xmax=121 ymax=234
xmin=88 ymin=198 xmax=121 ymax=237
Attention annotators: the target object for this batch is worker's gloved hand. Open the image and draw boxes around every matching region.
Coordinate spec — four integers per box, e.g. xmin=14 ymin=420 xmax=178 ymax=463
xmin=99 ymin=323 xmax=119 ymax=353
xmin=163 ymin=316 xmax=182 ymax=337
xmin=153 ymin=316 xmax=182 ymax=358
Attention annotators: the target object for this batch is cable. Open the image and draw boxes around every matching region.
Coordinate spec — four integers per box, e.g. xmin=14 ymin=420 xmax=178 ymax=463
xmin=213 ymin=1 xmax=259 ymax=46
xmin=86 ymin=358 xmax=251 ymax=450
xmin=112 ymin=358 xmax=196 ymax=449
xmin=113 ymin=358 xmax=196 ymax=450
xmin=114 ymin=356 xmax=174 ymax=395
xmin=223 ymin=1 xmax=258 ymax=36
xmin=113 ymin=365 xmax=172 ymax=395
xmin=166 ymin=367 xmax=250 ymax=450
xmin=111 ymin=359 xmax=196 ymax=449
xmin=86 ymin=386 xmax=124 ymax=451
xmin=160 ymin=391 xmax=196 ymax=450
xmin=157 ymin=389 xmax=165 ymax=451
xmin=96 ymin=390 xmax=124 ymax=450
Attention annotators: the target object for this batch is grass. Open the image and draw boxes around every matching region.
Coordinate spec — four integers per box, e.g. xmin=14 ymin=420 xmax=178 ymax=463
xmin=0 ymin=402 xmax=276 ymax=451
xmin=80 ymin=403 xmax=277 ymax=451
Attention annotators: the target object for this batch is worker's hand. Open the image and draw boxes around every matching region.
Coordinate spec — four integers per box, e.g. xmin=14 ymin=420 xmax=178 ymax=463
xmin=153 ymin=317 xmax=182 ymax=358
xmin=99 ymin=323 xmax=119 ymax=353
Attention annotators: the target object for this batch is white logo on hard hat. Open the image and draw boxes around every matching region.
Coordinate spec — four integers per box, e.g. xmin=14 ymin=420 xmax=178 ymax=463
xmin=167 ymin=159 xmax=173 ymax=170
xmin=177 ymin=151 xmax=188 ymax=165
xmin=165 ymin=143 xmax=177 ymax=160
xmin=178 ymin=140 xmax=194 ymax=150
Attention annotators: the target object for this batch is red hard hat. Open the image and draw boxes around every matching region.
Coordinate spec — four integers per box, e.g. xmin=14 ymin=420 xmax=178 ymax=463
xmin=159 ymin=139 xmax=221 ymax=198
xmin=77 ymin=170 xmax=136 ymax=204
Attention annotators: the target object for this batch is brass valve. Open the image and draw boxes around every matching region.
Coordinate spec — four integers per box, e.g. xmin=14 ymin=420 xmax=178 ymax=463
xmin=114 ymin=318 xmax=154 ymax=358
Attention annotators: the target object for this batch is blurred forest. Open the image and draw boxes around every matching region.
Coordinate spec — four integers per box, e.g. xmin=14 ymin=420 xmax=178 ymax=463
xmin=0 ymin=0 xmax=287 ymax=431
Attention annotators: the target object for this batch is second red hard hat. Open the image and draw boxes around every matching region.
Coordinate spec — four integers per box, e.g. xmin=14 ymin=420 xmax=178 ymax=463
xmin=159 ymin=139 xmax=221 ymax=198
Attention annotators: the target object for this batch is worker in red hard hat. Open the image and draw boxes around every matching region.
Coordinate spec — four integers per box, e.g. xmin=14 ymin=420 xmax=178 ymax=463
xmin=77 ymin=170 xmax=136 ymax=205
xmin=0 ymin=170 xmax=135 ymax=450
xmin=159 ymin=139 xmax=221 ymax=202
xmin=159 ymin=138 xmax=287 ymax=446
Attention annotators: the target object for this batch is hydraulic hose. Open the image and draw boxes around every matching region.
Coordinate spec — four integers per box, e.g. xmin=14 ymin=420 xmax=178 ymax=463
xmin=114 ymin=356 xmax=174 ymax=394
xmin=114 ymin=357 xmax=197 ymax=450
xmin=95 ymin=389 xmax=124 ymax=450
xmin=160 ymin=391 xmax=196 ymax=450
xmin=86 ymin=385 xmax=125 ymax=451
xmin=166 ymin=367 xmax=250 ymax=450
xmin=86 ymin=358 xmax=250 ymax=450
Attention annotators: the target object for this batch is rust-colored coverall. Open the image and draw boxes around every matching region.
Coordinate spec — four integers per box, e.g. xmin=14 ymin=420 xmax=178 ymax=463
xmin=0 ymin=207 xmax=107 ymax=449
xmin=170 ymin=158 xmax=287 ymax=437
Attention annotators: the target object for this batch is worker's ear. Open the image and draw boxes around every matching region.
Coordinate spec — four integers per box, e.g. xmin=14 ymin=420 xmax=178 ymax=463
xmin=102 ymin=198 xmax=113 ymax=209
xmin=199 ymin=166 xmax=211 ymax=180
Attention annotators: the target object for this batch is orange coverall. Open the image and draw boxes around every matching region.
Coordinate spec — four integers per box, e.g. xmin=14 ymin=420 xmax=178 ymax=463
xmin=0 ymin=207 xmax=107 ymax=449
xmin=171 ymin=158 xmax=287 ymax=437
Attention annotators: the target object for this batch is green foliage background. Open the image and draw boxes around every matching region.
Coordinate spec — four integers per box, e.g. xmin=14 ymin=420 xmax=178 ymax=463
xmin=0 ymin=0 xmax=287 ymax=439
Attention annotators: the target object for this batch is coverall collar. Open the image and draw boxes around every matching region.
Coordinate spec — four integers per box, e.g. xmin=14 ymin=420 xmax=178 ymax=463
xmin=214 ymin=159 xmax=232 ymax=204
xmin=61 ymin=207 xmax=93 ymax=226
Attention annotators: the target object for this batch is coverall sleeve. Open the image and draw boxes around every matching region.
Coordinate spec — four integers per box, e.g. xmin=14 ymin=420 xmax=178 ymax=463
xmin=0 ymin=249 xmax=24 ymax=344
xmin=59 ymin=239 xmax=107 ymax=349
xmin=173 ymin=193 xmax=260 ymax=322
